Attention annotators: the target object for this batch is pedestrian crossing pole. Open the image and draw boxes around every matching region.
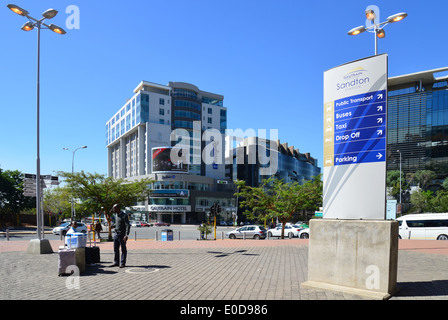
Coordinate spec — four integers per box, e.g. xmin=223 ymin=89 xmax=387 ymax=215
xmin=210 ymin=202 xmax=221 ymax=241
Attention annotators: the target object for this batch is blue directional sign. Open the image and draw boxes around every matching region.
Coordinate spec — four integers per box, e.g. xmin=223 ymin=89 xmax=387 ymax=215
xmin=323 ymin=54 xmax=388 ymax=220
xmin=332 ymin=89 xmax=386 ymax=166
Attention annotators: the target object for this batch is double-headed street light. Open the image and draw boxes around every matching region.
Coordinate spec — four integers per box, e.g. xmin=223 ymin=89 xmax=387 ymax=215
xmin=348 ymin=8 xmax=407 ymax=55
xmin=7 ymin=4 xmax=66 ymax=244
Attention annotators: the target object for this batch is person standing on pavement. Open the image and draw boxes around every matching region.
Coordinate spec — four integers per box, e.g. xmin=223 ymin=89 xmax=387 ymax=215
xmin=110 ymin=203 xmax=130 ymax=268
xmin=66 ymin=221 xmax=78 ymax=234
xmin=94 ymin=220 xmax=102 ymax=240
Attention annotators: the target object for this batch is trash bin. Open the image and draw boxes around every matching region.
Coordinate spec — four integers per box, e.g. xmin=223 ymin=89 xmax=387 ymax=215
xmin=161 ymin=229 xmax=173 ymax=241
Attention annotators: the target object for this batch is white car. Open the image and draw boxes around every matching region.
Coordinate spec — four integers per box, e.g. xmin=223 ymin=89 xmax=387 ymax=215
xmin=131 ymin=221 xmax=142 ymax=227
xmin=52 ymin=222 xmax=88 ymax=235
xmin=267 ymin=224 xmax=299 ymax=238
xmin=226 ymin=225 xmax=267 ymax=239
xmin=298 ymin=228 xmax=310 ymax=239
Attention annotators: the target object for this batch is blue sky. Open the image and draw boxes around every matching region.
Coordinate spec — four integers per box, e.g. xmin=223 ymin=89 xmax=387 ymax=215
xmin=1 ymin=0 xmax=447 ymax=178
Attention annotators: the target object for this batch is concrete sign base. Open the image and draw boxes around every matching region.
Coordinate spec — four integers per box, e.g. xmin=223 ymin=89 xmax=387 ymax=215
xmin=26 ymin=238 xmax=53 ymax=254
xmin=301 ymin=219 xmax=398 ymax=300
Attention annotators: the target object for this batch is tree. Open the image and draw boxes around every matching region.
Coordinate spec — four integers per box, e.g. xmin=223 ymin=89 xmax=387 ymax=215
xmin=0 ymin=169 xmax=35 ymax=226
xmin=43 ymin=187 xmax=72 ymax=221
xmin=410 ymin=189 xmax=433 ymax=213
xmin=442 ymin=177 xmax=448 ymax=190
xmin=235 ymin=175 xmax=322 ymax=239
xmin=386 ymin=170 xmax=408 ymax=200
xmin=431 ymin=190 xmax=448 ymax=212
xmin=59 ymin=171 xmax=154 ymax=240
xmin=197 ymin=223 xmax=213 ymax=240
xmin=414 ymin=170 xmax=436 ymax=190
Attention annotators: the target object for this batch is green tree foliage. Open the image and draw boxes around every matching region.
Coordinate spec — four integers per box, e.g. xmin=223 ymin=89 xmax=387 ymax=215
xmin=410 ymin=190 xmax=434 ymax=213
xmin=0 ymin=169 xmax=35 ymax=226
xmin=235 ymin=175 xmax=322 ymax=239
xmin=414 ymin=170 xmax=436 ymax=190
xmin=43 ymin=187 xmax=73 ymax=220
xmin=442 ymin=177 xmax=448 ymax=190
xmin=197 ymin=223 xmax=213 ymax=240
xmin=431 ymin=190 xmax=448 ymax=212
xmin=386 ymin=170 xmax=408 ymax=200
xmin=59 ymin=171 xmax=154 ymax=239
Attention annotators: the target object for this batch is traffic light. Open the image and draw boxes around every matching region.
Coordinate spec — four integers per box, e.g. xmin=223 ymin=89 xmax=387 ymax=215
xmin=210 ymin=202 xmax=221 ymax=216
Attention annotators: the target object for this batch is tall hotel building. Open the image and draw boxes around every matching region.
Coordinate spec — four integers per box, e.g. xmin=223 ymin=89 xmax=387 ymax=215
xmin=106 ymin=81 xmax=234 ymax=223
xmin=387 ymin=67 xmax=448 ymax=180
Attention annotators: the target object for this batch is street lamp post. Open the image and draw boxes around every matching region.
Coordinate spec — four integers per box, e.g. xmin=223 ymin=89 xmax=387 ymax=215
xmin=7 ymin=4 xmax=66 ymax=253
xmin=63 ymin=146 xmax=87 ymax=221
xmin=347 ymin=8 xmax=407 ymax=55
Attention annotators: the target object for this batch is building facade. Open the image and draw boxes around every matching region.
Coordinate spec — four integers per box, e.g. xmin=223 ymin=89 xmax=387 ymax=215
xmin=226 ymin=137 xmax=321 ymax=187
xmin=106 ymin=81 xmax=235 ymax=224
xmin=387 ymin=67 xmax=448 ymax=181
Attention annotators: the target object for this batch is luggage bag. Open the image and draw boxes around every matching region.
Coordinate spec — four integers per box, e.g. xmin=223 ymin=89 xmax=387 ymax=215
xmin=58 ymin=249 xmax=76 ymax=276
xmin=85 ymin=246 xmax=100 ymax=264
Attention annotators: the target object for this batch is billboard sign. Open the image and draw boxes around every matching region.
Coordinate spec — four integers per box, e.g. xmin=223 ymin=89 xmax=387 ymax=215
xmin=152 ymin=147 xmax=188 ymax=173
xmin=323 ymin=54 xmax=388 ymax=220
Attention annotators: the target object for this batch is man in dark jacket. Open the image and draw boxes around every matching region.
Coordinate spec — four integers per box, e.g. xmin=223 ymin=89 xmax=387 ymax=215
xmin=110 ymin=203 xmax=130 ymax=268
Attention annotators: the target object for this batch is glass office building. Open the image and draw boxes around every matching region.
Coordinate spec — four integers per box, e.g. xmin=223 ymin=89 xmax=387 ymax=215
xmin=387 ymin=67 xmax=448 ymax=179
xmin=226 ymin=137 xmax=321 ymax=187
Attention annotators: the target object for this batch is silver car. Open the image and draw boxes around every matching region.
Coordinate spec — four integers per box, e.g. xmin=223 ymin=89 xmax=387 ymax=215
xmin=226 ymin=225 xmax=267 ymax=240
xmin=52 ymin=222 xmax=88 ymax=235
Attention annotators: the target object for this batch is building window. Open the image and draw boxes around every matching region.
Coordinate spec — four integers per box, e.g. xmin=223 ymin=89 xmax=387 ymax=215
xmin=208 ymin=117 xmax=212 ymax=124
xmin=159 ymin=108 xmax=164 ymax=115
xmin=174 ymin=100 xmax=201 ymax=111
xmin=159 ymin=98 xmax=165 ymax=105
xmin=173 ymin=88 xmax=197 ymax=99
xmin=174 ymin=110 xmax=200 ymax=120
xmin=159 ymin=119 xmax=165 ymax=124
xmin=208 ymin=108 xmax=212 ymax=114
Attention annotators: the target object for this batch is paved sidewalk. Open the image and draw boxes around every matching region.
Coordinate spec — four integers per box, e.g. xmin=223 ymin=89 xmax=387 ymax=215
xmin=0 ymin=238 xmax=447 ymax=301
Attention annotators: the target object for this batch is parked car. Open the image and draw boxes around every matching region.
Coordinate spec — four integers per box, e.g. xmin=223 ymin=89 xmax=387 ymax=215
xmin=131 ymin=221 xmax=141 ymax=227
xmin=52 ymin=222 xmax=88 ymax=235
xmin=140 ymin=222 xmax=151 ymax=227
xmin=299 ymin=228 xmax=310 ymax=239
xmin=226 ymin=225 xmax=267 ymax=240
xmin=267 ymin=224 xmax=299 ymax=238
xmin=154 ymin=221 xmax=170 ymax=227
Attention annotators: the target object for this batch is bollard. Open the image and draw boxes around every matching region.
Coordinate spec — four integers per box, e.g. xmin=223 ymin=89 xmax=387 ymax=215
xmin=155 ymin=231 xmax=158 ymax=241
xmin=178 ymin=230 xmax=181 ymax=241
xmin=243 ymin=232 xmax=246 ymax=240
xmin=6 ymin=228 xmax=9 ymax=241
xmin=135 ymin=231 xmax=137 ymax=241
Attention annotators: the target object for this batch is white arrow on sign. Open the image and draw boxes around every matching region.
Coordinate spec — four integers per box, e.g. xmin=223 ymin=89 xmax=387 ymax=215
xmin=377 ymin=93 xmax=383 ymax=99
xmin=377 ymin=117 xmax=383 ymax=123
xmin=377 ymin=129 xmax=383 ymax=135
xmin=376 ymin=153 xmax=383 ymax=159
xmin=377 ymin=105 xmax=383 ymax=112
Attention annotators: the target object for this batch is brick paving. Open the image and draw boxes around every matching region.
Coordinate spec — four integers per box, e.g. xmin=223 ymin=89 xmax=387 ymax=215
xmin=0 ymin=238 xmax=447 ymax=301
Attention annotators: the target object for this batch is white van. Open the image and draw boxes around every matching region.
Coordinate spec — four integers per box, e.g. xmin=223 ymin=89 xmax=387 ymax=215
xmin=397 ymin=213 xmax=448 ymax=240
